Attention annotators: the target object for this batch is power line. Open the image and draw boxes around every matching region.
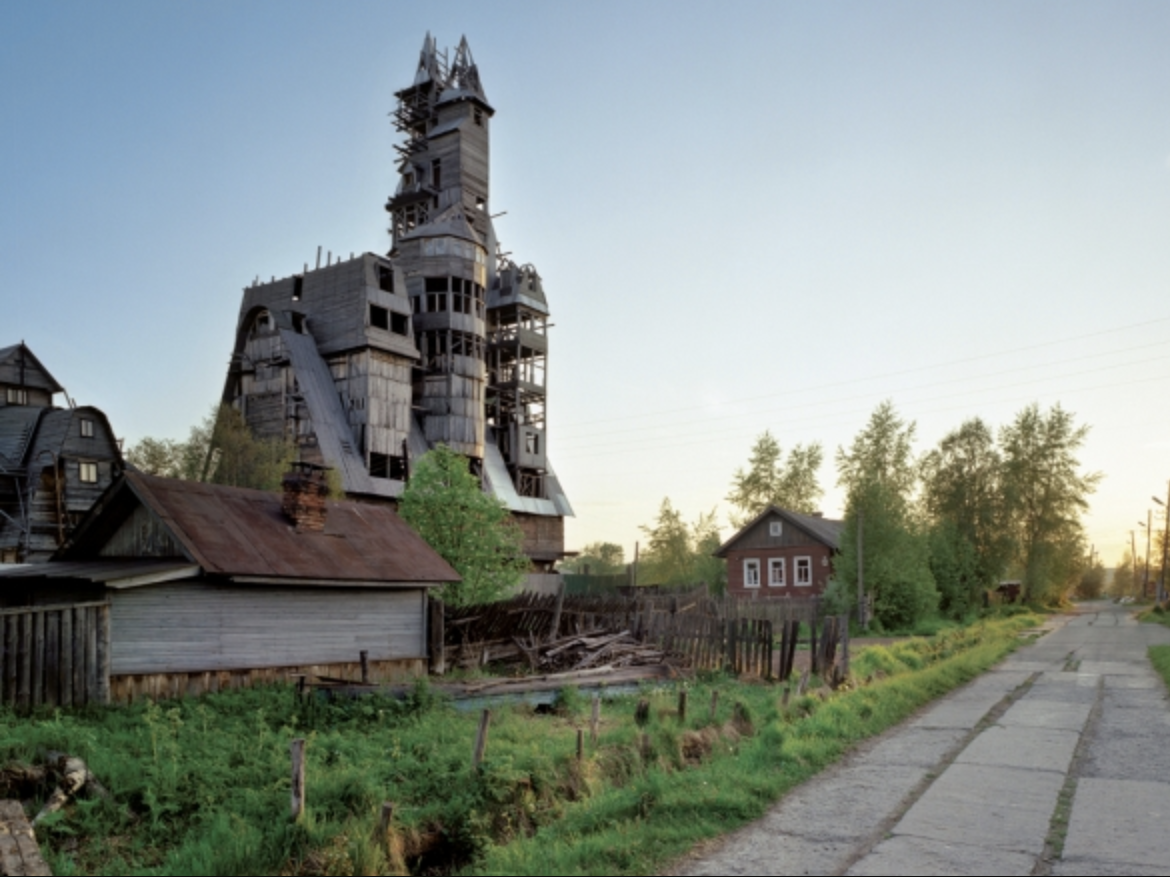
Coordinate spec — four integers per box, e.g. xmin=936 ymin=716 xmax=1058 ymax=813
xmin=557 ymin=340 xmax=1170 ymax=447
xmin=557 ymin=314 xmax=1170 ymax=430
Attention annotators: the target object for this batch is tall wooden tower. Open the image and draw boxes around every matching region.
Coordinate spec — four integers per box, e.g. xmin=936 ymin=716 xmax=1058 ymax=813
xmin=223 ymin=34 xmax=571 ymax=568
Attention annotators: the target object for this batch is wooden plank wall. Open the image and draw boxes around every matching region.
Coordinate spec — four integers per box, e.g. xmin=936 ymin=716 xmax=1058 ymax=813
xmin=111 ymin=657 xmax=426 ymax=704
xmin=110 ymin=584 xmax=427 ymax=675
xmin=0 ymin=601 xmax=110 ymax=710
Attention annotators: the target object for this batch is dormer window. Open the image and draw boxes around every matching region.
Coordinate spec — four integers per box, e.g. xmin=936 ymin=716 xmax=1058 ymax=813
xmin=5 ymin=388 xmax=27 ymax=405
xmin=81 ymin=418 xmax=95 ymax=438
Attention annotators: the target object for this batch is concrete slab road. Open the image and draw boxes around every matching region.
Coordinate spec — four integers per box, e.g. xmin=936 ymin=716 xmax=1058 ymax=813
xmin=672 ymin=602 xmax=1170 ymax=877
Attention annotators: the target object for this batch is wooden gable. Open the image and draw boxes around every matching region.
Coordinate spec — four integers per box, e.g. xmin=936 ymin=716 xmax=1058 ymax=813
xmin=0 ymin=344 xmax=63 ymax=395
xmin=715 ymin=506 xmax=844 ymax=558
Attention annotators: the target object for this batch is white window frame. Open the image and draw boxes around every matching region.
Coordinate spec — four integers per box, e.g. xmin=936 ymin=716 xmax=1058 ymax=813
xmin=769 ymin=521 xmax=783 ymax=537
xmin=6 ymin=388 xmax=28 ymax=405
xmin=768 ymin=558 xmax=786 ymax=587
xmin=743 ymin=558 xmax=761 ymax=589
xmin=795 ymin=556 xmax=813 ymax=587
xmin=79 ymin=461 xmax=98 ymax=484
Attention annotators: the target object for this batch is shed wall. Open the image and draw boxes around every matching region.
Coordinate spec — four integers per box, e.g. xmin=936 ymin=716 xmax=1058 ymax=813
xmin=110 ymin=583 xmax=426 ymax=674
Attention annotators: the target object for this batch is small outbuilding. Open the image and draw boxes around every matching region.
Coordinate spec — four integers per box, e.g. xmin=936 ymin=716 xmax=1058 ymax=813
xmin=0 ymin=466 xmax=458 ymax=704
xmin=714 ymin=506 xmax=844 ymax=599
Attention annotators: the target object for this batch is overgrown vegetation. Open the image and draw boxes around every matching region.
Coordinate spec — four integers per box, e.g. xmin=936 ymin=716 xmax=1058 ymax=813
xmin=399 ymin=444 xmax=530 ymax=606
xmin=725 ymin=431 xmax=825 ymax=526
xmin=4 ymin=615 xmax=1036 ymax=877
xmin=635 ymin=499 xmax=726 ymax=592
xmin=1150 ymin=644 xmax=1170 ymax=687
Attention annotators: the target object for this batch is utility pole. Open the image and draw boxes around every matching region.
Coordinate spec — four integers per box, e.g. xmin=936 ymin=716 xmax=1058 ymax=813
xmin=1141 ymin=514 xmax=1152 ymax=599
xmin=1155 ymin=483 xmax=1170 ymax=603
xmin=1131 ymin=531 xmax=1139 ymax=598
xmin=857 ymin=507 xmax=867 ymax=631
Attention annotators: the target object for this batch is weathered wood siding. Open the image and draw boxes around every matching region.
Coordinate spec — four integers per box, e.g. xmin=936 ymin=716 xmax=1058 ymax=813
xmin=109 ymin=583 xmax=427 ymax=674
xmin=111 ymin=658 xmax=426 ymax=703
xmin=731 ymin=513 xmax=824 ymax=551
xmin=99 ymin=503 xmax=184 ymax=558
xmin=0 ymin=602 xmax=110 ymax=710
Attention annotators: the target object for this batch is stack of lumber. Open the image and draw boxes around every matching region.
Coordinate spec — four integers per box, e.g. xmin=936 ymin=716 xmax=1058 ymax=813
xmin=534 ymin=630 xmax=665 ymax=672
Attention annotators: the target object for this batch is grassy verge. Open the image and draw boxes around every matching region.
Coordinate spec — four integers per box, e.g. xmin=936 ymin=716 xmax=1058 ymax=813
xmin=1139 ymin=605 xmax=1170 ymax=628
xmin=1 ymin=615 xmax=1037 ymax=877
xmin=1151 ymin=645 xmax=1170 ymax=688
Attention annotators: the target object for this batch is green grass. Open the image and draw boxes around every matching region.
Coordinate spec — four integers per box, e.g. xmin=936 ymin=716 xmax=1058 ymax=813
xmin=1139 ymin=605 xmax=1170 ymax=628
xmin=0 ymin=615 xmax=1039 ymax=877
xmin=1151 ymin=645 xmax=1170 ymax=688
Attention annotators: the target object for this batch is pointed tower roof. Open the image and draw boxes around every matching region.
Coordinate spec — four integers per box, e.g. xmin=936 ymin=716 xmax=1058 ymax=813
xmin=413 ymin=32 xmax=442 ymax=86
xmin=439 ymin=35 xmax=490 ymax=109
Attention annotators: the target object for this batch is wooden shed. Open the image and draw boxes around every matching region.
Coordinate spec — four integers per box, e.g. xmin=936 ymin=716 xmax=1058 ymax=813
xmin=715 ymin=506 xmax=844 ymax=599
xmin=0 ymin=468 xmax=458 ymax=704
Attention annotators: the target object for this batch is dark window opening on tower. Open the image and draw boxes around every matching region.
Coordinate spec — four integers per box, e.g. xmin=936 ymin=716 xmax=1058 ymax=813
xmin=377 ymin=266 xmax=395 ymax=293
xmin=293 ymin=276 xmax=304 ymax=301
xmin=370 ymin=453 xmax=408 ymax=481
xmin=526 ymin=432 xmax=540 ymax=456
xmin=474 ymin=109 xmax=483 ymax=126
xmin=370 ymin=305 xmax=389 ymax=331
xmin=292 ymin=313 xmax=307 ymax=334
xmin=391 ymin=312 xmax=409 ymax=335
xmin=431 ymin=159 xmax=442 ymax=189
xmin=475 ymin=195 xmax=486 ymax=211
xmin=425 ymin=277 xmax=448 ymax=293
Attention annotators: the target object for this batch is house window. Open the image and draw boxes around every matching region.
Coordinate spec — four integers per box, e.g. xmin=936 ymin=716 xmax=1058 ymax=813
xmin=769 ymin=521 xmax=783 ymax=537
xmin=5 ymin=388 xmax=28 ymax=405
xmin=79 ymin=462 xmax=98 ymax=484
xmin=390 ymin=312 xmax=409 ymax=336
xmin=370 ymin=453 xmax=408 ymax=481
xmin=768 ymin=558 xmax=786 ymax=587
xmin=525 ymin=432 xmax=540 ymax=456
xmin=292 ymin=276 xmax=304 ymax=301
xmin=377 ymin=265 xmax=394 ymax=293
xmin=795 ymin=556 xmax=812 ymax=586
xmin=744 ymin=559 xmax=761 ymax=589
xmin=80 ymin=419 xmax=95 ymax=438
xmin=370 ymin=305 xmax=390 ymax=331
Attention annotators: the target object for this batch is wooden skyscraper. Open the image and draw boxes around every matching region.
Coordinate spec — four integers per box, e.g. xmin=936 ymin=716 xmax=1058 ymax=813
xmin=223 ymin=34 xmax=571 ymax=567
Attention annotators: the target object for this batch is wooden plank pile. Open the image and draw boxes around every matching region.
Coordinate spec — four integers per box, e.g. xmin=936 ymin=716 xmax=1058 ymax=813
xmin=0 ymin=800 xmax=50 ymax=876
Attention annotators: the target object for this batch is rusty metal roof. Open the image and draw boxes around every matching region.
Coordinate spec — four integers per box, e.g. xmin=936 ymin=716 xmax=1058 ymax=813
xmin=64 ymin=472 xmax=458 ymax=586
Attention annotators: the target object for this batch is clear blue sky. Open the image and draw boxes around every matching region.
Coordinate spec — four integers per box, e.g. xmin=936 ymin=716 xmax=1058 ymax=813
xmin=3 ymin=1 xmax=1169 ymax=565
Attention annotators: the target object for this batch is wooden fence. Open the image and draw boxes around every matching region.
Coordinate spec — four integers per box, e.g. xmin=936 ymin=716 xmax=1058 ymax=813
xmin=0 ymin=602 xmax=110 ymax=710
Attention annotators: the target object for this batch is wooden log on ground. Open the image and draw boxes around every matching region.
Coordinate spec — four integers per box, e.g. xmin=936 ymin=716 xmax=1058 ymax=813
xmin=0 ymin=799 xmax=52 ymax=877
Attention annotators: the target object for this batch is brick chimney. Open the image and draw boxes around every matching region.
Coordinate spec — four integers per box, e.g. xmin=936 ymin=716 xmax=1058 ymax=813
xmin=282 ymin=463 xmax=330 ymax=532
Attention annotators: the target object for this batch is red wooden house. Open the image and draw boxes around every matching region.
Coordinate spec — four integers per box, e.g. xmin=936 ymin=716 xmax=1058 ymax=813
xmin=715 ymin=506 xmax=843 ymax=598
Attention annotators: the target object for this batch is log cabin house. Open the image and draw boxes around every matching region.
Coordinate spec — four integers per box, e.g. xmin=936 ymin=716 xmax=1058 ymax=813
xmin=715 ymin=506 xmax=844 ymax=599
xmin=0 ymin=466 xmax=457 ymax=703
xmin=0 ymin=343 xmax=123 ymax=563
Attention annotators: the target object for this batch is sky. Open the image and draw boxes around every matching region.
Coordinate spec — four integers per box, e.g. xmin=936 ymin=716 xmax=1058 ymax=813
xmin=2 ymin=1 xmax=1168 ymax=567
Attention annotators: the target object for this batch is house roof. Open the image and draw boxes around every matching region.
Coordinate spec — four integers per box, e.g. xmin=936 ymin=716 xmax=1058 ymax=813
xmin=0 ymin=344 xmax=64 ymax=394
xmin=0 ymin=406 xmax=46 ymax=468
xmin=714 ymin=505 xmax=845 ymax=558
xmin=59 ymin=471 xmax=459 ymax=586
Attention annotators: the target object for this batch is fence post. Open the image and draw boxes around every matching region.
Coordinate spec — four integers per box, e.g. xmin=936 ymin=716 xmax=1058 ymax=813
xmin=96 ymin=604 xmax=111 ymax=705
xmin=678 ymin=689 xmax=688 ymax=724
xmin=428 ymin=596 xmax=446 ymax=676
xmin=472 ymin=710 xmax=492 ymax=769
xmin=290 ymin=738 xmax=306 ymax=820
xmin=591 ymin=696 xmax=601 ymax=743
xmin=841 ymin=614 xmax=850 ymax=677
xmin=809 ymin=619 xmax=819 ymax=676
xmin=360 ymin=650 xmax=370 ymax=685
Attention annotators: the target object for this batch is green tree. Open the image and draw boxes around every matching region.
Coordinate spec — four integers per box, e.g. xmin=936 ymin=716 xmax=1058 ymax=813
xmin=637 ymin=499 xmax=726 ymax=592
xmin=125 ymin=404 xmax=295 ymax=490
xmin=1077 ymin=558 xmax=1106 ymax=600
xmin=999 ymin=404 xmax=1100 ymax=604
xmin=920 ymin=418 xmax=1013 ymax=614
xmin=726 ymin=431 xmax=824 ymax=526
xmin=399 ymin=444 xmax=529 ymax=606
xmin=1109 ymin=548 xmax=1137 ymax=599
xmin=834 ymin=403 xmax=938 ymax=630
xmin=560 ymin=542 xmax=626 ymax=575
